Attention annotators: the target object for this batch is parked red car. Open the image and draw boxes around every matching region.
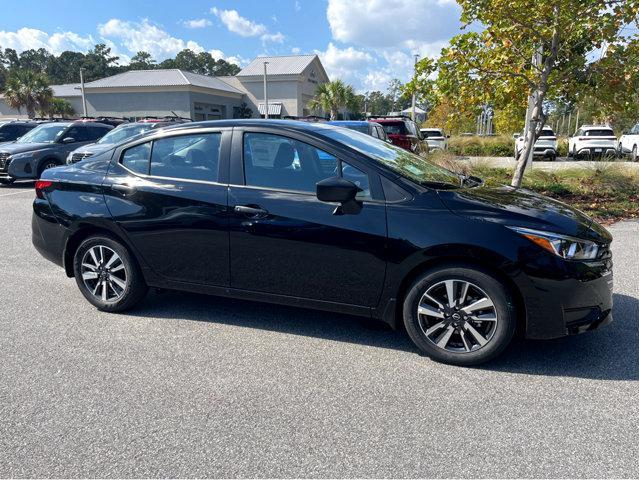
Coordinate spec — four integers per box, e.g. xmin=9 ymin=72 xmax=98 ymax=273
xmin=369 ymin=116 xmax=427 ymax=154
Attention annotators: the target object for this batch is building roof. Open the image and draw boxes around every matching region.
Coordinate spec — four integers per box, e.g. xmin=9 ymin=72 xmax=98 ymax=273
xmin=83 ymin=69 xmax=243 ymax=94
xmin=52 ymin=84 xmax=81 ymax=97
xmin=237 ymin=55 xmax=319 ymax=76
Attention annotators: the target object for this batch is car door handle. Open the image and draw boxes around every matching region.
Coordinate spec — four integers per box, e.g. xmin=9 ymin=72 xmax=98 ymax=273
xmin=111 ymin=184 xmax=136 ymax=193
xmin=234 ymin=205 xmax=269 ymax=217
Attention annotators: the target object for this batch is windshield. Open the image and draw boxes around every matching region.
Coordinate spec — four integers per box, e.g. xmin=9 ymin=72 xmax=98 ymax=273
xmin=320 ymin=127 xmax=461 ymax=187
xmin=97 ymin=123 xmax=153 ymax=144
xmin=17 ymin=123 xmax=67 ymax=144
xmin=423 ymin=129 xmax=443 ymax=138
xmin=585 ymin=129 xmax=615 ymax=137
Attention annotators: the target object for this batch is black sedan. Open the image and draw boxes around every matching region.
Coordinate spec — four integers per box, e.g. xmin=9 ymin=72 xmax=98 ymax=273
xmin=32 ymin=120 xmax=613 ymax=366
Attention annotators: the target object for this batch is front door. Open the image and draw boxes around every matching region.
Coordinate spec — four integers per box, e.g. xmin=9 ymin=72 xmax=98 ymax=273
xmin=228 ymin=130 xmax=387 ymax=307
xmin=104 ymin=129 xmax=231 ymax=286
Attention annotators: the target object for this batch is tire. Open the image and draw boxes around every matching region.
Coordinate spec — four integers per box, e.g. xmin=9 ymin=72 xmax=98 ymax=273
xmin=548 ymin=154 xmax=557 ymax=162
xmin=402 ymin=266 xmax=516 ymax=366
xmin=37 ymin=159 xmax=59 ymax=178
xmin=73 ymin=235 xmax=148 ymax=312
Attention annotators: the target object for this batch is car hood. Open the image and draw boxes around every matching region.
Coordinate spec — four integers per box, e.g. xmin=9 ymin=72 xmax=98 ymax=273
xmin=72 ymin=143 xmax=113 ymax=155
xmin=0 ymin=142 xmax=51 ymax=154
xmin=437 ymin=185 xmax=611 ymax=243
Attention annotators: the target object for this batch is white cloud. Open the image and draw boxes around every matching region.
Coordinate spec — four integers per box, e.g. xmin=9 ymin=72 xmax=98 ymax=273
xmin=291 ymin=47 xmax=301 ymax=54
xmin=183 ymin=18 xmax=212 ymax=29
xmin=327 ymin=0 xmax=460 ymax=50
xmin=315 ymin=42 xmax=374 ymax=88
xmin=99 ymin=18 xmax=205 ymax=60
xmin=208 ymin=49 xmax=249 ymax=67
xmin=211 ymin=7 xmax=266 ymax=37
xmin=211 ymin=7 xmax=284 ymax=43
xmin=0 ymin=27 xmax=94 ymax=55
xmin=294 ymin=0 xmax=301 ymax=11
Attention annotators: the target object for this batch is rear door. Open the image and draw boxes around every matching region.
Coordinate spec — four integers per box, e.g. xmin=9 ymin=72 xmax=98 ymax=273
xmin=104 ymin=128 xmax=231 ymax=286
xmin=227 ymin=127 xmax=387 ymax=307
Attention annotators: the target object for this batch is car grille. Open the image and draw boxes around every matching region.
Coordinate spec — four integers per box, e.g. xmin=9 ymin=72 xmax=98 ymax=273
xmin=70 ymin=152 xmax=94 ymax=164
xmin=0 ymin=153 xmax=10 ymax=173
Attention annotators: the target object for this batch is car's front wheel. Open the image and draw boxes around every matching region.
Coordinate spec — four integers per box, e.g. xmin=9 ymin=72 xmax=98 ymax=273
xmin=403 ymin=266 xmax=516 ymax=366
xmin=73 ymin=235 xmax=148 ymax=312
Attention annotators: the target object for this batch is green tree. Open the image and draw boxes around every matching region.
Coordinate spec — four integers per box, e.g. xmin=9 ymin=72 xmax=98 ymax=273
xmin=18 ymin=48 xmax=52 ymax=73
xmin=307 ymin=80 xmax=358 ymax=120
xmin=3 ymin=70 xmax=53 ymax=118
xmin=83 ymin=44 xmax=121 ymax=81
xmin=39 ymin=97 xmax=75 ymax=118
xmin=437 ymin=0 xmax=639 ymax=187
xmin=46 ymin=51 xmax=86 ymax=84
xmin=401 ymin=57 xmax=438 ymax=115
xmin=129 ymin=51 xmax=156 ymax=70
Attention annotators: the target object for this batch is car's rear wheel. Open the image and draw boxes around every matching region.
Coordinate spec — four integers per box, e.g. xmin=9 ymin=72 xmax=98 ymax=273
xmin=403 ymin=266 xmax=516 ymax=366
xmin=73 ymin=235 xmax=148 ymax=312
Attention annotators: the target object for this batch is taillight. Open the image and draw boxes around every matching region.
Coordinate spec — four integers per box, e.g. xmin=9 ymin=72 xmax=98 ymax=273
xmin=35 ymin=180 xmax=53 ymax=199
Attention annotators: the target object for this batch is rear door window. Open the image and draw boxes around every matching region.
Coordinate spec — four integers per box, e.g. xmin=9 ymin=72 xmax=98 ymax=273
xmin=380 ymin=122 xmax=406 ymax=135
xmin=586 ymin=129 xmax=614 ymax=137
xmin=150 ymin=133 xmax=221 ymax=182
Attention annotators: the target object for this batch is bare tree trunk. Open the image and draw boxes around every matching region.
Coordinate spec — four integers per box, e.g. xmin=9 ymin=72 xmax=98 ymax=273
xmin=511 ymin=18 xmax=560 ymax=188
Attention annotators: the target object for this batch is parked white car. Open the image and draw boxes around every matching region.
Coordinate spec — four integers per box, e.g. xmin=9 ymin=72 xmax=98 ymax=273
xmin=568 ymin=125 xmax=618 ymax=158
xmin=514 ymin=126 xmax=558 ymax=161
xmin=420 ymin=128 xmax=449 ymax=151
xmin=617 ymin=123 xmax=639 ymax=161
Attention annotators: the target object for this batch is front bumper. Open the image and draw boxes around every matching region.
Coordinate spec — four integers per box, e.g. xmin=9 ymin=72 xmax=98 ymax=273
xmin=521 ymin=256 xmax=614 ymax=339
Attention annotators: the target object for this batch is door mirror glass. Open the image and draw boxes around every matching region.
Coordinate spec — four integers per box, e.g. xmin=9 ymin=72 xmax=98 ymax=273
xmin=62 ymin=137 xmax=76 ymax=144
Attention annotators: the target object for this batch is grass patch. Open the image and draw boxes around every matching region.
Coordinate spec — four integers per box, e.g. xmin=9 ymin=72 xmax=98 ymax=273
xmin=448 ymin=135 xmax=514 ymax=157
xmin=429 ymin=152 xmax=639 ymax=224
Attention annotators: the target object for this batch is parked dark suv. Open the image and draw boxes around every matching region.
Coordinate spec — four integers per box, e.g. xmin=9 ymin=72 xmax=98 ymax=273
xmin=0 ymin=120 xmax=39 ymax=145
xmin=32 ymin=120 xmax=613 ymax=366
xmin=369 ymin=115 xmax=426 ymax=154
xmin=0 ymin=121 xmax=112 ymax=184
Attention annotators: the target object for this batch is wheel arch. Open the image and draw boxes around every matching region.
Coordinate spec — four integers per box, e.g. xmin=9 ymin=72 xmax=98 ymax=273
xmin=63 ymin=224 xmax=134 ymax=277
xmin=36 ymin=155 xmax=64 ymax=176
xmin=390 ymin=254 xmax=527 ymax=338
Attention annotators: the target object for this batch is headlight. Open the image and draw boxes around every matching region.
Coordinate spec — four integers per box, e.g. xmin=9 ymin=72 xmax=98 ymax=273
xmin=508 ymin=226 xmax=600 ymax=260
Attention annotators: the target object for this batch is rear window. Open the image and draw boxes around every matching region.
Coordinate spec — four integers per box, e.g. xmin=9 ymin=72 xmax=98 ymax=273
xmin=422 ymin=129 xmax=443 ymax=138
xmin=585 ymin=129 xmax=614 ymax=137
xmin=540 ymin=129 xmax=555 ymax=137
xmin=379 ymin=122 xmax=407 ymax=135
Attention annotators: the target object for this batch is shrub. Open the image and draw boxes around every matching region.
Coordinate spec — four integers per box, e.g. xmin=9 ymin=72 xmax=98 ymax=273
xmin=448 ymin=135 xmax=514 ymax=157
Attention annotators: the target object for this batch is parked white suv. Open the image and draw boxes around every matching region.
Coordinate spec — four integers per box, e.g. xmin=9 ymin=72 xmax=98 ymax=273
xmin=568 ymin=126 xmax=617 ymax=158
xmin=617 ymin=123 xmax=639 ymax=161
xmin=420 ymin=128 xmax=449 ymax=151
xmin=514 ymin=126 xmax=558 ymax=161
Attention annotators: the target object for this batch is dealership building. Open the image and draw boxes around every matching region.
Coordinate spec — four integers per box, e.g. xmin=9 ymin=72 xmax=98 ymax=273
xmin=0 ymin=54 xmax=329 ymax=120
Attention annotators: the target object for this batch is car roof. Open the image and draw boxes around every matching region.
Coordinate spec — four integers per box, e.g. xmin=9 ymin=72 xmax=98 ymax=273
xmin=327 ymin=121 xmax=371 ymax=126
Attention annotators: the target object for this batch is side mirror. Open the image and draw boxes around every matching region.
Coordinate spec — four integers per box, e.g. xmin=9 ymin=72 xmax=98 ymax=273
xmin=316 ymin=176 xmax=362 ymax=215
xmin=513 ymin=133 xmax=520 ymax=139
xmin=62 ymin=137 xmax=76 ymax=144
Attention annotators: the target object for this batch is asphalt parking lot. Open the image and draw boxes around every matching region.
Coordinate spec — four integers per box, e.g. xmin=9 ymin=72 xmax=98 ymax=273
xmin=1 ymin=182 xmax=638 ymax=478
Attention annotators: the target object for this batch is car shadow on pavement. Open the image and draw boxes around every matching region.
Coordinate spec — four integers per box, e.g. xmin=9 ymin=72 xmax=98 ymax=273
xmin=0 ymin=180 xmax=35 ymax=190
xmin=131 ymin=290 xmax=419 ymax=354
xmin=487 ymin=293 xmax=639 ymax=380
xmin=130 ymin=290 xmax=639 ymax=380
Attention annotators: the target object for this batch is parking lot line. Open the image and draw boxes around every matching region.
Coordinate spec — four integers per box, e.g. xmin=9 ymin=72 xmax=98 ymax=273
xmin=0 ymin=190 xmax=33 ymax=197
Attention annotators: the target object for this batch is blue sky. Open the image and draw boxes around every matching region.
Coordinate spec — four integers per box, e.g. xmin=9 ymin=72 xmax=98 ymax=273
xmin=0 ymin=0 xmax=464 ymax=92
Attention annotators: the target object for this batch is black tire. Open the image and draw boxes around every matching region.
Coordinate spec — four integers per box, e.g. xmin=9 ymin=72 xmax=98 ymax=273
xmin=37 ymin=159 xmax=59 ymax=178
xmin=548 ymin=154 xmax=557 ymax=162
xmin=403 ymin=266 xmax=516 ymax=366
xmin=73 ymin=235 xmax=148 ymax=312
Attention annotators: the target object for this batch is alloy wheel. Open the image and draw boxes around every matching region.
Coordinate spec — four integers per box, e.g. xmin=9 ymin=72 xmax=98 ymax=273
xmin=80 ymin=245 xmax=128 ymax=302
xmin=417 ymin=279 xmax=498 ymax=353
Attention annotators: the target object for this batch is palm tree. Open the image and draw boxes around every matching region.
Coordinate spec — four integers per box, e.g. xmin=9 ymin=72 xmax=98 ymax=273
xmin=3 ymin=70 xmax=53 ymax=119
xmin=39 ymin=98 xmax=75 ymax=119
xmin=308 ymin=80 xmax=358 ymax=120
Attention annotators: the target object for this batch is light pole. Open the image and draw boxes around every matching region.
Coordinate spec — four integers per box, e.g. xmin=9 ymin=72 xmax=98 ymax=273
xmin=263 ymin=61 xmax=269 ymax=119
xmin=411 ymin=54 xmax=419 ymax=122
xmin=80 ymin=68 xmax=87 ymax=117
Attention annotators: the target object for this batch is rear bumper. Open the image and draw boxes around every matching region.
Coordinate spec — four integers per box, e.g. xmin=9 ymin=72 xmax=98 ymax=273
xmin=32 ymin=199 xmax=67 ymax=268
xmin=576 ymin=146 xmax=617 ymax=156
